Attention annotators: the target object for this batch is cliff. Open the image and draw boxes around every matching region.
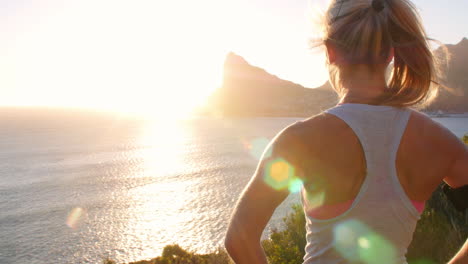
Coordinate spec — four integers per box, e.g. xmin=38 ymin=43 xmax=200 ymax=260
xmin=208 ymin=52 xmax=338 ymax=117
xmin=210 ymin=38 xmax=468 ymax=117
xmin=426 ymin=38 xmax=468 ymax=112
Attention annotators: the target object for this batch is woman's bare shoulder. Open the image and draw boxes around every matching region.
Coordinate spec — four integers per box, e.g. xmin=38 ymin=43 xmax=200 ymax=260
xmin=278 ymin=112 xmax=347 ymax=142
xmin=271 ymin=112 xmax=352 ymax=162
xmin=407 ymin=110 xmax=465 ymax=163
xmin=409 ymin=110 xmax=461 ymax=146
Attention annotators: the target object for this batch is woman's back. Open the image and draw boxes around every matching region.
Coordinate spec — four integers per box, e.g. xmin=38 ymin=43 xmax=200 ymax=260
xmin=293 ymin=104 xmax=464 ymax=207
xmin=290 ymin=103 xmax=461 ymax=263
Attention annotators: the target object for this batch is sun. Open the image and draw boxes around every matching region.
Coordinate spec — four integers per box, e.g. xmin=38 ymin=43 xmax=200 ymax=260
xmin=106 ymin=46 xmax=226 ymax=119
xmin=2 ymin=0 xmax=330 ymax=114
xmin=1 ymin=0 xmax=228 ymax=118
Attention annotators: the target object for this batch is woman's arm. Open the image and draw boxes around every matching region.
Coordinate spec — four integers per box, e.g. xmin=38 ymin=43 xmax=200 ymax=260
xmin=225 ymin=124 xmax=305 ymax=264
xmin=435 ymin=119 xmax=468 ymax=188
xmin=449 ymin=239 xmax=468 ymax=264
xmin=224 ymin=164 xmax=289 ymax=263
xmin=444 ymin=134 xmax=468 ymax=263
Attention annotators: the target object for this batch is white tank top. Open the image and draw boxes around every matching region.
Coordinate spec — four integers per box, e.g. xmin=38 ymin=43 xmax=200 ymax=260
xmin=302 ymin=103 xmax=421 ymax=264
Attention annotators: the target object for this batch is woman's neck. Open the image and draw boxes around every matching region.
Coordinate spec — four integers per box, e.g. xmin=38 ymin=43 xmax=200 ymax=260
xmin=340 ymin=88 xmax=386 ymax=105
xmin=338 ymin=66 xmax=387 ymax=105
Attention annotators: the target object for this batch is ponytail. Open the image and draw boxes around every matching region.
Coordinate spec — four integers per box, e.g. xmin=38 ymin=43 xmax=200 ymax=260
xmin=320 ymin=0 xmax=443 ymax=108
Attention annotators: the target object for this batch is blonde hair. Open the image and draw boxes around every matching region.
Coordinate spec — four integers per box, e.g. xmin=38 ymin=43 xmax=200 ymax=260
xmin=319 ymin=0 xmax=443 ymax=108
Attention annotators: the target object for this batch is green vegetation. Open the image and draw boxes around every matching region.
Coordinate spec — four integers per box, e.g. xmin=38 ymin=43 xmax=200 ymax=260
xmin=407 ymin=185 xmax=468 ymax=263
xmin=265 ymin=187 xmax=468 ymax=264
xmin=261 ymin=205 xmax=306 ymax=264
xmin=262 ymin=190 xmax=467 ymax=264
xmin=103 ymin=245 xmax=231 ymax=264
xmin=105 ymin=137 xmax=468 ymax=264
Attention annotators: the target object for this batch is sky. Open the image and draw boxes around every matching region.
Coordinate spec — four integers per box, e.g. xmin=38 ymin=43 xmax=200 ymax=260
xmin=1 ymin=0 xmax=467 ymax=114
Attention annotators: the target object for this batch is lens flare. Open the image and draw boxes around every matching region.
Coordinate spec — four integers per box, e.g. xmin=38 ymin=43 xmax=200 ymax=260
xmin=303 ymin=189 xmax=326 ymax=211
xmin=264 ymin=158 xmax=295 ymax=190
xmin=334 ymin=220 xmax=396 ymax=264
xmin=334 ymin=221 xmax=360 ymax=261
xmin=66 ymin=207 xmax=85 ymax=229
xmin=288 ymin=178 xmax=304 ymax=193
xmin=358 ymin=237 xmax=370 ymax=249
xmin=249 ymin=137 xmax=272 ymax=160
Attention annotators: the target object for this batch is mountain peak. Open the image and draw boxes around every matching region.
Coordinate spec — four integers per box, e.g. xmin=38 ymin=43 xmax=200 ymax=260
xmin=214 ymin=52 xmax=338 ymax=116
xmin=459 ymin=37 xmax=468 ymax=46
xmin=225 ymin=52 xmax=249 ymax=66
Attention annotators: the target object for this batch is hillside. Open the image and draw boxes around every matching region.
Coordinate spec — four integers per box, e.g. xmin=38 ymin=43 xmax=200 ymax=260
xmin=209 ymin=38 xmax=468 ymax=117
xmin=208 ymin=52 xmax=337 ymax=117
xmin=427 ymin=38 xmax=468 ymax=112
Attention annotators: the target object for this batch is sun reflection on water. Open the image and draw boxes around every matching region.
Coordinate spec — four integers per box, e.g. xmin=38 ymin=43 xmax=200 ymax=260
xmin=137 ymin=119 xmax=192 ymax=177
xmin=116 ymin=119 xmax=202 ymax=258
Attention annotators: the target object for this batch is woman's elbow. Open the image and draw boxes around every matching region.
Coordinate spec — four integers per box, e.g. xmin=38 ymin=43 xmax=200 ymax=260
xmin=225 ymin=231 xmax=263 ymax=263
xmin=224 ymin=236 xmax=234 ymax=255
xmin=224 ymin=226 xmax=255 ymax=257
xmin=224 ymin=230 xmax=241 ymax=255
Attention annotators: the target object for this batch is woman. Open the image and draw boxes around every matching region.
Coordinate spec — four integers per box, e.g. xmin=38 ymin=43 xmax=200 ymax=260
xmin=224 ymin=0 xmax=468 ymax=263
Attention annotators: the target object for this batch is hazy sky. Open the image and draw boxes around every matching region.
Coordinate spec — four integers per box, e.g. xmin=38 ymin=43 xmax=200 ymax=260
xmin=1 ymin=0 xmax=467 ymax=112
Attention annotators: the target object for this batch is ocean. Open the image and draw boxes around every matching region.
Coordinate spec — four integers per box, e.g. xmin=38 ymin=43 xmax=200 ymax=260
xmin=0 ymin=108 xmax=467 ymax=264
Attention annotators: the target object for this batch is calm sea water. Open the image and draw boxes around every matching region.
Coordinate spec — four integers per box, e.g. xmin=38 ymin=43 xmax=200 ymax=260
xmin=0 ymin=108 xmax=467 ymax=264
